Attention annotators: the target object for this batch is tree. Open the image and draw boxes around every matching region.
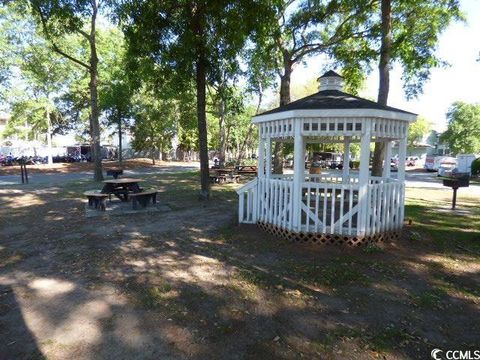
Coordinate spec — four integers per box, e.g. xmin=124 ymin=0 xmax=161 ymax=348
xmin=441 ymin=102 xmax=480 ymax=155
xmin=98 ymin=28 xmax=133 ymax=164
xmin=407 ymin=116 xmax=431 ymax=148
xmin=370 ymin=0 xmax=392 ymax=176
xmin=28 ymin=0 xmax=105 ymax=181
xmin=119 ymin=0 xmax=267 ymax=199
xmin=331 ymin=0 xmax=462 ymax=175
xmin=208 ymin=82 xmax=245 ymax=167
xmin=0 ymin=3 xmax=75 ymax=161
xmin=131 ymin=88 xmax=177 ymax=164
xmin=249 ymin=0 xmax=376 ymax=173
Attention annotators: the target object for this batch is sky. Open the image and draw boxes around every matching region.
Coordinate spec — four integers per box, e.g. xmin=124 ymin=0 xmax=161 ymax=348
xmin=290 ymin=0 xmax=480 ymax=131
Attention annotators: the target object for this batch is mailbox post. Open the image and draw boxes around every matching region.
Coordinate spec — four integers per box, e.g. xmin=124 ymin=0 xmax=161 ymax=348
xmin=442 ymin=175 xmax=470 ymax=210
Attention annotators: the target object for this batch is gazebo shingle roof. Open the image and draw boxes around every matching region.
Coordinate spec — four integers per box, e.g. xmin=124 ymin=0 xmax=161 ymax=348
xmin=318 ymin=70 xmax=343 ymax=78
xmin=259 ymin=89 xmax=417 ymax=116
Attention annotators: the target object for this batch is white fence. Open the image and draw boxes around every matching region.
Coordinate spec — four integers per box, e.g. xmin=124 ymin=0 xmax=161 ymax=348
xmin=237 ymin=176 xmax=405 ymax=236
xmin=257 ymin=178 xmax=294 ymax=228
xmin=366 ymin=181 xmax=404 ymax=235
xmin=300 ymin=182 xmax=359 ymax=235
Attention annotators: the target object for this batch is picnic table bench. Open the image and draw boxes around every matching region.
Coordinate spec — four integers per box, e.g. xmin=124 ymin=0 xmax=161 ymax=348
xmin=84 ymin=190 xmax=109 ymax=211
xmin=130 ymin=189 xmax=158 ymax=209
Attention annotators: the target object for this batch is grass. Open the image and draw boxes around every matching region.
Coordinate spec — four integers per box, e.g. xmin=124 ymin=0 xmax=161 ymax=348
xmin=316 ymin=262 xmax=370 ymax=287
xmin=405 ymin=190 xmax=480 ymax=254
xmin=410 ymin=289 xmax=446 ymax=309
xmin=0 ymin=250 xmax=24 ymax=268
xmin=367 ymin=325 xmax=413 ymax=351
xmin=128 ymin=281 xmax=177 ymax=310
xmin=362 ymin=243 xmax=384 ymax=254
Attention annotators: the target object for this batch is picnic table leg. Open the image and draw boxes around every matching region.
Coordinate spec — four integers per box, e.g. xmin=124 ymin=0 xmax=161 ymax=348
xmin=101 ymin=183 xmax=111 ymax=193
xmin=99 ymin=198 xmax=106 ymax=211
xmin=130 ymin=183 xmax=141 ymax=193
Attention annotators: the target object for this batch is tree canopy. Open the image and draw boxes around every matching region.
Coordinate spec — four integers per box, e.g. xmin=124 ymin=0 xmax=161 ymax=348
xmin=118 ymin=0 xmax=269 ymax=198
xmin=441 ymin=102 xmax=480 ymax=155
xmin=407 ymin=117 xmax=431 ymax=148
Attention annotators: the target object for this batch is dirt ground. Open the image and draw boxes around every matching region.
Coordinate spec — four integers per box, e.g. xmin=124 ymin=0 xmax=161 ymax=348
xmin=0 ymin=158 xmax=196 ymax=175
xmin=0 ymin=168 xmax=479 ymax=360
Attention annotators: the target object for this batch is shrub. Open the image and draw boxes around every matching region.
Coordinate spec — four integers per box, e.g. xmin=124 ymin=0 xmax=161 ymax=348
xmin=471 ymin=158 xmax=480 ymax=176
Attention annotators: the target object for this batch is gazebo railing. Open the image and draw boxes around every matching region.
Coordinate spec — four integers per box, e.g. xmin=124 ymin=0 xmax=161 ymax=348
xmin=237 ymin=176 xmax=404 ymax=236
xmin=300 ymin=181 xmax=360 ymax=235
xmin=236 ymin=178 xmax=258 ymax=224
xmin=271 ymin=173 xmax=359 ymax=183
xmin=366 ymin=180 xmax=404 ymax=234
xmin=257 ymin=178 xmax=294 ymax=229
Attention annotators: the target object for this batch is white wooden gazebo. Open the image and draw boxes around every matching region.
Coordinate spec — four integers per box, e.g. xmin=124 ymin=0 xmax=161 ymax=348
xmin=237 ymin=71 xmax=417 ymax=246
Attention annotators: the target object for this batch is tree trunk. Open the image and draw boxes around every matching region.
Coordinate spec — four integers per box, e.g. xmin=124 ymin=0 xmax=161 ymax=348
xmin=237 ymin=87 xmax=263 ymax=164
xmin=118 ymin=118 xmax=123 ymax=164
xmin=372 ymin=0 xmax=392 ymax=176
xmin=46 ymin=108 xmax=53 ymax=165
xmin=273 ymin=59 xmax=292 ymax=174
xmin=194 ymin=2 xmax=210 ymax=200
xmin=89 ymin=0 xmax=103 ymax=181
xmin=218 ymin=99 xmax=226 ymax=167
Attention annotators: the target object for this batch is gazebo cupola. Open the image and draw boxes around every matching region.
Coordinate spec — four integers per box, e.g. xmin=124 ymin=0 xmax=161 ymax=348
xmin=237 ymin=70 xmax=417 ymax=246
xmin=318 ymin=70 xmax=344 ymax=91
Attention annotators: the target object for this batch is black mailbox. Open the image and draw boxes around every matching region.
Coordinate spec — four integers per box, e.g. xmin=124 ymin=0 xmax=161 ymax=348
xmin=442 ymin=175 xmax=470 ymax=210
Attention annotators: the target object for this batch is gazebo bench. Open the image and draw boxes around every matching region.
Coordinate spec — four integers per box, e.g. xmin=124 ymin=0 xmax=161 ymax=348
xmin=130 ymin=189 xmax=158 ymax=209
xmin=84 ymin=190 xmax=109 ymax=211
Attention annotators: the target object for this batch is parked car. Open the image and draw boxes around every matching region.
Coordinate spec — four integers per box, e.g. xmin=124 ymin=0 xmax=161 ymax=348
xmin=390 ymin=158 xmax=398 ymax=172
xmin=312 ymin=152 xmax=343 ymax=169
xmin=437 ymin=161 xmax=457 ymax=177
xmin=406 ymin=156 xmax=419 ymax=166
xmin=424 ymin=155 xmax=456 ymax=172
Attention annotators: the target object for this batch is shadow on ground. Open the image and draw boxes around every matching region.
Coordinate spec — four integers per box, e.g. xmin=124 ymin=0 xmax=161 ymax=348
xmin=0 ymin=171 xmax=479 ymax=360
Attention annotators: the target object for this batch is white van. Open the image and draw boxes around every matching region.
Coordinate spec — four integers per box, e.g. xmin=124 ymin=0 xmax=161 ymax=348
xmin=456 ymin=154 xmax=477 ymax=175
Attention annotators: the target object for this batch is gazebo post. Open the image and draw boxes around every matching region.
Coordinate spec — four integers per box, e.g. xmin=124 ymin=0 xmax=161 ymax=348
xmin=292 ymin=121 xmax=305 ymax=231
xmin=398 ymin=137 xmax=407 ymax=182
xmin=357 ymin=120 xmax=372 ymax=236
xmin=383 ymin=141 xmax=392 ymax=178
xmin=265 ymin=137 xmax=272 ymax=178
xmin=342 ymin=136 xmax=351 ymax=182
xmin=397 ymin=135 xmax=407 ymax=225
xmin=257 ymin=137 xmax=265 ymax=178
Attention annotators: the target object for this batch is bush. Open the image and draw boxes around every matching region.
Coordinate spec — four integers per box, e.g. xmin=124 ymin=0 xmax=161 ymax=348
xmin=472 ymin=158 xmax=480 ymax=176
xmin=351 ymin=160 xmax=360 ymax=169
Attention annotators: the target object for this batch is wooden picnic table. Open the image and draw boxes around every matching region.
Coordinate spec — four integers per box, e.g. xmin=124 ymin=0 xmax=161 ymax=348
xmin=106 ymin=168 xmax=123 ymax=179
xmin=235 ymin=165 xmax=257 ymax=175
xmin=101 ymin=178 xmax=144 ymax=201
xmin=216 ymin=168 xmax=236 ymax=175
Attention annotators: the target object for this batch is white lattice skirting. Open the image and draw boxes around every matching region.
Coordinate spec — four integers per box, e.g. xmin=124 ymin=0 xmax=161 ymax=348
xmin=257 ymin=221 xmax=401 ymax=246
